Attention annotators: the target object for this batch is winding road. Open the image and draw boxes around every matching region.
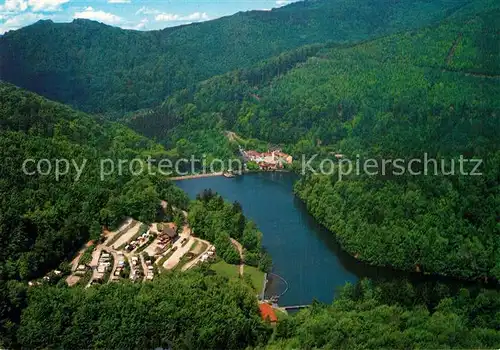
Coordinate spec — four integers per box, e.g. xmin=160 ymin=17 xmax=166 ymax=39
xmin=230 ymin=238 xmax=244 ymax=276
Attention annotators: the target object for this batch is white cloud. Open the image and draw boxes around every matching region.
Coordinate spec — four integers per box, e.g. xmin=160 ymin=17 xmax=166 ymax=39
xmin=134 ymin=18 xmax=147 ymax=29
xmin=155 ymin=11 xmax=209 ymax=22
xmin=135 ymin=6 xmax=159 ymax=15
xmin=275 ymin=0 xmax=298 ymax=6
xmin=0 ymin=0 xmax=28 ymax=13
xmin=0 ymin=0 xmax=68 ymax=15
xmin=108 ymin=0 xmax=131 ymax=3
xmin=28 ymin=0 xmax=69 ymax=12
xmin=0 ymin=12 xmax=46 ymax=33
xmin=73 ymin=6 xmax=123 ymax=24
xmin=155 ymin=12 xmax=178 ymax=21
xmin=122 ymin=17 xmax=148 ymax=30
xmin=182 ymin=12 xmax=209 ymax=21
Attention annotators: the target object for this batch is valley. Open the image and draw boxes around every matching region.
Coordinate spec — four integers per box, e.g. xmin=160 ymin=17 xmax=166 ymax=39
xmin=0 ymin=0 xmax=499 ymax=348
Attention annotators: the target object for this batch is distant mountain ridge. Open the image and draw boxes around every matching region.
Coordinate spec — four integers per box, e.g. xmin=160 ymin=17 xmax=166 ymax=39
xmin=124 ymin=2 xmax=499 ymax=150
xmin=120 ymin=4 xmax=500 ymax=281
xmin=0 ymin=0 xmax=476 ymax=114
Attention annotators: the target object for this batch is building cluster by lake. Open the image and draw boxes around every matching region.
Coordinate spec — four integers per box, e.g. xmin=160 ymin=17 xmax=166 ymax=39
xmin=241 ymin=149 xmax=293 ymax=170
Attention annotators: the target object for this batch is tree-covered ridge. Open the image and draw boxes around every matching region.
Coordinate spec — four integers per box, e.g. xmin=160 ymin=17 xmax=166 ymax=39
xmin=268 ymin=280 xmax=500 ymax=349
xmin=131 ymin=5 xmax=499 ymax=151
xmin=7 ymin=274 xmax=500 ymax=349
xmin=124 ymin=43 xmax=329 ymax=157
xmin=127 ymin=7 xmax=499 ymax=281
xmin=287 ymin=10 xmax=500 ymax=281
xmin=16 ymin=271 xmax=272 ymax=349
xmin=355 ymin=7 xmax=499 ymax=76
xmin=0 ymin=0 xmax=479 ymax=114
xmin=0 ymin=83 xmax=188 ymax=282
xmin=285 ymin=12 xmax=499 ymax=279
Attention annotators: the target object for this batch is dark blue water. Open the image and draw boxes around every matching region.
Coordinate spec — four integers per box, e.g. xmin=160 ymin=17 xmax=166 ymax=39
xmin=176 ymin=172 xmax=365 ymax=306
xmin=178 ymin=172 xmax=495 ymax=306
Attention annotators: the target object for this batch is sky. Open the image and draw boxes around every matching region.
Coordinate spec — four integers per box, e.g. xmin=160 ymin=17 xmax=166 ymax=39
xmin=0 ymin=0 xmax=300 ymax=34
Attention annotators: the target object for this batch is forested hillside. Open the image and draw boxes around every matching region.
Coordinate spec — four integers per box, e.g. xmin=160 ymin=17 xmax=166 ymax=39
xmin=0 ymin=0 xmax=499 ymax=348
xmin=0 ymin=83 xmax=189 ymax=344
xmin=129 ymin=1 xmax=499 ymax=148
xmin=9 ymin=273 xmax=500 ymax=349
xmin=15 ymin=271 xmax=272 ymax=349
xmin=0 ymin=0 xmax=476 ymax=114
xmin=291 ymin=8 xmax=500 ymax=280
xmin=129 ymin=5 xmax=500 ymax=280
xmin=267 ymin=280 xmax=500 ymax=349
xmin=0 ymin=83 xmax=188 ymax=282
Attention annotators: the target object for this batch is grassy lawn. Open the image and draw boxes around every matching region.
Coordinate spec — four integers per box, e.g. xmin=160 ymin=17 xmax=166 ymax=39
xmin=210 ymin=261 xmax=265 ymax=293
xmin=210 ymin=260 xmax=240 ymax=280
xmin=245 ymin=265 xmax=266 ymax=293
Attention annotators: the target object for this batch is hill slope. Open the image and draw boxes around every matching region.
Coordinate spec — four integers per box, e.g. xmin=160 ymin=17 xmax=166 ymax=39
xmin=128 ymin=2 xmax=499 ymax=150
xmin=129 ymin=6 xmax=500 ymax=280
xmin=0 ymin=0 xmax=476 ymax=114
xmin=0 ymin=83 xmax=188 ymax=282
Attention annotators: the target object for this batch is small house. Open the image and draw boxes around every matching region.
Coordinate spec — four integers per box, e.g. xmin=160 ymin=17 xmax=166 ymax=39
xmin=162 ymin=223 xmax=178 ymax=240
xmin=259 ymin=303 xmax=278 ymax=324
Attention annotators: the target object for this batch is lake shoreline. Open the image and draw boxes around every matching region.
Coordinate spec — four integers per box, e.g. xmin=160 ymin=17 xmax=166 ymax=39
xmin=169 ymin=172 xmax=223 ymax=181
xmin=176 ymin=172 xmax=499 ymax=305
xmin=292 ymin=184 xmax=500 ymax=289
xmin=170 ymin=169 xmax=292 ymax=181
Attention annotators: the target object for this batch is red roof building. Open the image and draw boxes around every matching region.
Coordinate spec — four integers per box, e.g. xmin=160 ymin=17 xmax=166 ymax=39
xmin=245 ymin=150 xmax=262 ymax=158
xmin=259 ymin=303 xmax=278 ymax=323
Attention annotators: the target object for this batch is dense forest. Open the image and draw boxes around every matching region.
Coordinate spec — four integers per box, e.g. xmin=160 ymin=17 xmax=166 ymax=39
xmin=0 ymin=84 xmax=188 ymax=345
xmin=290 ymin=8 xmax=500 ymax=280
xmin=0 ymin=83 xmax=188 ymax=282
xmin=6 ymin=275 xmax=500 ymax=349
xmin=125 ymin=0 xmax=499 ymax=148
xmin=128 ymin=5 xmax=500 ymax=281
xmin=267 ymin=280 xmax=500 ymax=349
xmin=0 ymin=0 xmax=476 ymax=114
xmin=15 ymin=271 xmax=272 ymax=349
xmin=0 ymin=0 xmax=499 ymax=348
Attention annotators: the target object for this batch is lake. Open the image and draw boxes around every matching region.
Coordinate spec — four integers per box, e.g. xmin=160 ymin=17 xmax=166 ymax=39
xmin=176 ymin=172 xmax=405 ymax=306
